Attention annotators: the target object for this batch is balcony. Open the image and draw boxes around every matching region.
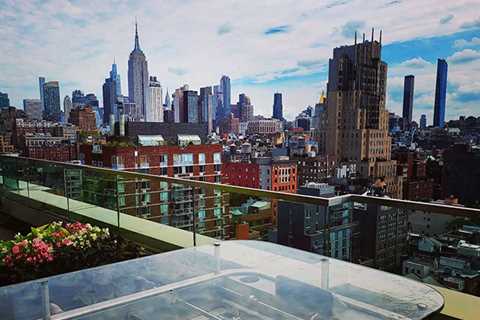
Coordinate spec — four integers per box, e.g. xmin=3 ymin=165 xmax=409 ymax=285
xmin=0 ymin=155 xmax=479 ymax=319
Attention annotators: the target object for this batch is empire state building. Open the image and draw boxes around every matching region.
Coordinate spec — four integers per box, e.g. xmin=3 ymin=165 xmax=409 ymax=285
xmin=128 ymin=22 xmax=149 ymax=120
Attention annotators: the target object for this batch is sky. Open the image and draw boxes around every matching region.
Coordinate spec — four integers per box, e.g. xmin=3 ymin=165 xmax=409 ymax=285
xmin=1 ymin=0 xmax=479 ymax=125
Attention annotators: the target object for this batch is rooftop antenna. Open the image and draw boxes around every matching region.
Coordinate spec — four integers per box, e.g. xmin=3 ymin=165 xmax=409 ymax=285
xmin=371 ymin=27 xmax=374 ymax=43
xmin=362 ymin=33 xmax=365 ymax=43
xmin=354 ymin=31 xmax=357 ymax=45
xmin=379 ymin=29 xmax=383 ymax=45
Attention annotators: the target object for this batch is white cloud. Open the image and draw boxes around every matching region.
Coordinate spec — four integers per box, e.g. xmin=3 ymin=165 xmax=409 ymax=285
xmin=0 ymin=0 xmax=479 ymax=120
xmin=448 ymin=49 xmax=480 ymax=64
xmin=453 ymin=37 xmax=480 ymax=48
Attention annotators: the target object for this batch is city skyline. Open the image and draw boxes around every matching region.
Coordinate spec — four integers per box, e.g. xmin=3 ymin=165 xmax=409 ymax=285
xmin=1 ymin=1 xmax=480 ymax=123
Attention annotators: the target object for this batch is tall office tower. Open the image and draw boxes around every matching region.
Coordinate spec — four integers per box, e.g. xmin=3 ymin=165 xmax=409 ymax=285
xmin=237 ymin=93 xmax=254 ymax=122
xmin=213 ymin=85 xmax=223 ymax=121
xmin=128 ymin=22 xmax=149 ymax=121
xmin=207 ymin=94 xmax=217 ymax=133
xmin=43 ymin=81 xmax=61 ymax=121
xmin=272 ymin=92 xmax=283 ymax=120
xmin=220 ymin=75 xmax=231 ymax=119
xmin=183 ymin=90 xmax=199 ymax=123
xmin=146 ymin=76 xmax=163 ymax=122
xmin=173 ymin=84 xmax=189 ymax=123
xmin=0 ymin=92 xmax=9 ymax=108
xmin=420 ymin=114 xmax=427 ymax=129
xmin=433 ymin=59 xmax=448 ymax=128
xmin=110 ymin=60 xmax=122 ymax=96
xmin=199 ymin=86 xmax=213 ymax=124
xmin=103 ymin=77 xmax=117 ymax=124
xmin=72 ymin=90 xmax=86 ymax=108
xmin=402 ymin=75 xmax=414 ymax=126
xmin=164 ymin=89 xmax=171 ymax=108
xmin=23 ymin=99 xmax=42 ymax=120
xmin=38 ymin=77 xmax=45 ymax=109
xmin=63 ymin=95 xmax=72 ymax=123
xmin=323 ymin=30 xmax=402 ymax=198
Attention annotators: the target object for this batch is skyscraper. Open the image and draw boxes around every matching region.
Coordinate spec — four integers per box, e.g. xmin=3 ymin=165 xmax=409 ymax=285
xmin=23 ymin=99 xmax=42 ymax=120
xmin=38 ymin=77 xmax=45 ymax=109
xmin=237 ymin=93 xmax=254 ymax=122
xmin=146 ymin=76 xmax=163 ymax=122
xmin=43 ymin=81 xmax=61 ymax=121
xmin=433 ymin=59 xmax=448 ymax=128
xmin=72 ymin=90 xmax=86 ymax=108
xmin=63 ymin=95 xmax=72 ymax=123
xmin=110 ymin=60 xmax=122 ymax=97
xmin=0 ymin=92 xmax=9 ymax=108
xmin=128 ymin=22 xmax=149 ymax=121
xmin=322 ymin=30 xmax=402 ymax=198
xmin=199 ymin=86 xmax=213 ymax=124
xmin=174 ymin=84 xmax=189 ymax=123
xmin=164 ymin=89 xmax=171 ymax=108
xmin=184 ymin=90 xmax=199 ymax=123
xmin=103 ymin=62 xmax=121 ymax=124
xmin=220 ymin=75 xmax=231 ymax=119
xmin=420 ymin=114 xmax=427 ymax=129
xmin=402 ymin=75 xmax=414 ymax=125
xmin=213 ymin=85 xmax=223 ymax=122
xmin=272 ymin=93 xmax=283 ymax=120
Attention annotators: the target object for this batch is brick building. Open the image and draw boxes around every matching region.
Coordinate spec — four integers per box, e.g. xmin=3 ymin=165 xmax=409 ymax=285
xmin=223 ymin=162 xmax=260 ymax=188
xmin=69 ymin=106 xmax=97 ymax=131
xmin=79 ymin=142 xmax=228 ymax=238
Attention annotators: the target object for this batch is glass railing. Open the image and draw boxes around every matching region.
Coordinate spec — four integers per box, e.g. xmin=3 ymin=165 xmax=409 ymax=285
xmin=1 ymin=154 xmax=480 ymax=314
xmin=0 ymin=241 xmax=445 ymax=320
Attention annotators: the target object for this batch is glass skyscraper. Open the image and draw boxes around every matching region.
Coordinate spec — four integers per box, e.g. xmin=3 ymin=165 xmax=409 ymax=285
xmin=43 ymin=81 xmax=61 ymax=121
xmin=402 ymin=75 xmax=414 ymax=124
xmin=220 ymin=75 xmax=231 ymax=119
xmin=272 ymin=92 xmax=283 ymax=120
xmin=433 ymin=59 xmax=447 ymax=128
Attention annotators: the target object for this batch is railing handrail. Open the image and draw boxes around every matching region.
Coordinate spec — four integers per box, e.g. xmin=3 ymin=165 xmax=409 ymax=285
xmin=2 ymin=155 xmax=480 ymax=217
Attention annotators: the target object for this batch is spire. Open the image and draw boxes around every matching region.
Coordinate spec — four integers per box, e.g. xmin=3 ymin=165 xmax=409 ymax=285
xmin=134 ymin=19 xmax=140 ymax=50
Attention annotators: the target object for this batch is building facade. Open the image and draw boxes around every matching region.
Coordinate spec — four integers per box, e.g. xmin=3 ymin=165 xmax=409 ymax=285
xmin=247 ymin=119 xmax=283 ymax=135
xmin=63 ymin=95 xmax=72 ymax=123
xmin=402 ymin=75 xmax=415 ymax=125
xmin=220 ymin=75 xmax=231 ymax=120
xmin=222 ymin=162 xmax=260 ymax=189
xmin=146 ymin=76 xmax=163 ymax=122
xmin=0 ymin=92 xmax=9 ymax=108
xmin=128 ymin=22 xmax=149 ymax=121
xmin=69 ymin=106 xmax=97 ymax=131
xmin=434 ymin=59 xmax=448 ymax=128
xmin=322 ymin=33 xmax=402 ymax=198
xmin=272 ymin=93 xmax=283 ymax=120
xmin=23 ymin=99 xmax=43 ymax=120
xmin=43 ymin=81 xmax=61 ymax=122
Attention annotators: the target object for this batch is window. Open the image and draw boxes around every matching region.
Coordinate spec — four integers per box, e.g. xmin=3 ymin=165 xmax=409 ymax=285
xmin=182 ymin=153 xmax=193 ymax=165
xmin=214 ymin=164 xmax=221 ymax=172
xmin=160 ymin=154 xmax=168 ymax=166
xmin=198 ymin=153 xmax=206 ymax=164
xmin=213 ymin=152 xmax=221 ymax=164
xmin=199 ymin=165 xmax=205 ymax=173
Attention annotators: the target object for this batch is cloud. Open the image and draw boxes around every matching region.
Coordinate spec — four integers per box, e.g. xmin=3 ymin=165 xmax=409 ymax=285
xmin=448 ymin=49 xmax=480 ymax=64
xmin=454 ymin=37 xmax=480 ymax=48
xmin=325 ymin=0 xmax=350 ymax=9
xmin=168 ymin=67 xmax=188 ymax=76
xmin=398 ymin=57 xmax=431 ymax=69
xmin=264 ymin=25 xmax=291 ymax=35
xmin=385 ymin=0 xmax=402 ymax=6
xmin=460 ymin=17 xmax=480 ymax=29
xmin=340 ymin=20 xmax=365 ymax=38
xmin=439 ymin=14 xmax=454 ymax=24
xmin=297 ymin=59 xmax=324 ymax=68
xmin=217 ymin=23 xmax=233 ymax=35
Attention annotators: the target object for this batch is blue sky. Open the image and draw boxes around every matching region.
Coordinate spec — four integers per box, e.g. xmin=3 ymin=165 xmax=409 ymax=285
xmin=0 ymin=0 xmax=479 ymax=124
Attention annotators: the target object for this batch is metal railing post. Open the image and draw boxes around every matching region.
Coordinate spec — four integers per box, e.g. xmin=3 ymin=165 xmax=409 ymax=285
xmin=41 ymin=280 xmax=51 ymax=320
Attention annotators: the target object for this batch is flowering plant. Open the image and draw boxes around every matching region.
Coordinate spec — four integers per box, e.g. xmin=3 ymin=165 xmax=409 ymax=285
xmin=0 ymin=221 xmax=111 ymax=283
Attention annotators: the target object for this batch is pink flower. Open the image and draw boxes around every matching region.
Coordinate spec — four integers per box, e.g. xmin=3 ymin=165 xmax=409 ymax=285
xmin=11 ymin=245 xmax=20 ymax=255
xmin=62 ymin=239 xmax=73 ymax=246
